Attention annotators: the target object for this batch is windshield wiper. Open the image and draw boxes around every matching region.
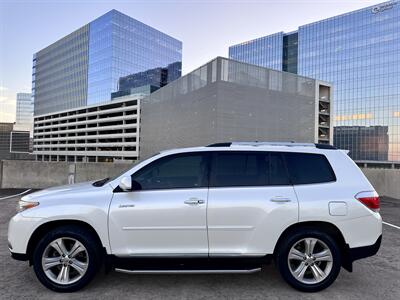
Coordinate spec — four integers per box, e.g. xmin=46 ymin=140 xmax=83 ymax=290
xmin=92 ymin=177 xmax=110 ymax=187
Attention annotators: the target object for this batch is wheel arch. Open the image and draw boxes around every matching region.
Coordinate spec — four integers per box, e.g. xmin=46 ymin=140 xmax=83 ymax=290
xmin=26 ymin=219 xmax=107 ymax=265
xmin=273 ymin=221 xmax=351 ymax=271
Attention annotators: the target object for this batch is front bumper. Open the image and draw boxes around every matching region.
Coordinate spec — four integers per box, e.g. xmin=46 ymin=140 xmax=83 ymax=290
xmin=8 ymin=213 xmax=45 ymax=257
xmin=10 ymin=252 xmax=28 ymax=261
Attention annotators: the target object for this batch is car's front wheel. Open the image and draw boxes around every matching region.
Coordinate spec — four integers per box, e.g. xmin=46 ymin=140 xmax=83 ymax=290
xmin=32 ymin=225 xmax=102 ymax=292
xmin=275 ymin=228 xmax=341 ymax=292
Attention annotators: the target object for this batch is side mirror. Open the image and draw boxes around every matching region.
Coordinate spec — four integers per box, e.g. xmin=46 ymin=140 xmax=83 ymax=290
xmin=118 ymin=176 xmax=132 ymax=191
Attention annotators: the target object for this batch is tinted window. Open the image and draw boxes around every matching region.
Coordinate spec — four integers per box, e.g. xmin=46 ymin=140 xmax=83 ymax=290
xmin=284 ymin=153 xmax=336 ymax=184
xmin=265 ymin=152 xmax=291 ymax=185
xmin=132 ymin=153 xmax=208 ymax=190
xmin=210 ymin=152 xmax=265 ymax=187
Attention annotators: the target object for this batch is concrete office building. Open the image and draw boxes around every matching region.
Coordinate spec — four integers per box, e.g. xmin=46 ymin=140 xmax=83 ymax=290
xmin=15 ymin=93 xmax=33 ymax=134
xmin=0 ymin=123 xmax=31 ymax=161
xmin=229 ymin=1 xmax=400 ymax=162
xmin=139 ymin=57 xmax=332 ymax=159
xmin=33 ymin=94 xmax=143 ymax=163
xmin=33 ymin=9 xmax=182 ymax=116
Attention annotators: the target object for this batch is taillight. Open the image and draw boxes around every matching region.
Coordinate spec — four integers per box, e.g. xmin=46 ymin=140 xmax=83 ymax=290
xmin=355 ymin=191 xmax=380 ymax=212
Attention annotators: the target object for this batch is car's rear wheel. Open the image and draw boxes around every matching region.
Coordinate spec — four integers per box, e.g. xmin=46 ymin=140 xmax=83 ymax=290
xmin=32 ymin=225 xmax=101 ymax=292
xmin=275 ymin=228 xmax=341 ymax=292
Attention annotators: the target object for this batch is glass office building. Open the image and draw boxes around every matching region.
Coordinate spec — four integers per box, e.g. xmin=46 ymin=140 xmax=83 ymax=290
xmin=32 ymin=26 xmax=89 ymax=115
xmin=110 ymin=61 xmax=182 ymax=99
xmin=33 ymin=9 xmax=182 ymax=115
xmin=15 ymin=93 xmax=33 ymax=132
xmin=229 ymin=32 xmax=284 ymax=71
xmin=229 ymin=1 xmax=400 ymax=161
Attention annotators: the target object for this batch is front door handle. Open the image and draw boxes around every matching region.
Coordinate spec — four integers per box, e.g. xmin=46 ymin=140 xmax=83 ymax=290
xmin=270 ymin=196 xmax=291 ymax=203
xmin=184 ymin=198 xmax=205 ymax=205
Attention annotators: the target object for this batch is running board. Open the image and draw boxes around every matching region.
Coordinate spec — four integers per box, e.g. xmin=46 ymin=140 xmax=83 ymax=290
xmin=115 ymin=268 xmax=261 ymax=275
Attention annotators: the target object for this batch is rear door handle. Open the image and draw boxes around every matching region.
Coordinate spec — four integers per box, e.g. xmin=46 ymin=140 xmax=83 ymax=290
xmin=270 ymin=197 xmax=291 ymax=203
xmin=184 ymin=198 xmax=205 ymax=205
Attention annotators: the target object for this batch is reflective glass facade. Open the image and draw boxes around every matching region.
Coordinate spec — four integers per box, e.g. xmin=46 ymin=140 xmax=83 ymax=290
xmin=110 ymin=61 xmax=182 ymax=99
xmin=33 ymin=26 xmax=89 ymax=115
xmin=229 ymin=1 xmax=400 ymax=161
xmin=229 ymin=32 xmax=284 ymax=70
xmin=15 ymin=93 xmax=33 ymax=134
xmin=87 ymin=10 xmax=182 ymax=105
xmin=33 ymin=9 xmax=182 ymax=115
xmin=283 ymin=32 xmax=298 ymax=73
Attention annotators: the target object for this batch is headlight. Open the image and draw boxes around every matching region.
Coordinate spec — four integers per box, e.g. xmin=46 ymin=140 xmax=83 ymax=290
xmin=17 ymin=200 xmax=39 ymax=213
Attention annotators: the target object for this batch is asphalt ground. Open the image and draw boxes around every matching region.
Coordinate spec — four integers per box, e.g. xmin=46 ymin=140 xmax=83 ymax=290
xmin=0 ymin=189 xmax=399 ymax=300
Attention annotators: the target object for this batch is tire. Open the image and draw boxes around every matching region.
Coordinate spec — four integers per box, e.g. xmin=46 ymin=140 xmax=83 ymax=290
xmin=275 ymin=228 xmax=341 ymax=292
xmin=32 ymin=225 xmax=102 ymax=292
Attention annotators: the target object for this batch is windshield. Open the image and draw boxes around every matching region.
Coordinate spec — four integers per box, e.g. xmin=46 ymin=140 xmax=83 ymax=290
xmin=91 ymin=159 xmax=146 ymax=187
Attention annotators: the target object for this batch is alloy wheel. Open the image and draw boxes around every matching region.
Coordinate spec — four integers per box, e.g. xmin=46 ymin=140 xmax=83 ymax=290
xmin=41 ymin=237 xmax=89 ymax=285
xmin=287 ymin=237 xmax=333 ymax=284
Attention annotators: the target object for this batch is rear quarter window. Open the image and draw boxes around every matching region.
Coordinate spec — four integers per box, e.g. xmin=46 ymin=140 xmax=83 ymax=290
xmin=284 ymin=152 xmax=336 ymax=184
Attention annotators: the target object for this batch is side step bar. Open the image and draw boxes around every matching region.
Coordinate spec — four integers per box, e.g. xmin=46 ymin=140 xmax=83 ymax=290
xmin=115 ymin=268 xmax=261 ymax=275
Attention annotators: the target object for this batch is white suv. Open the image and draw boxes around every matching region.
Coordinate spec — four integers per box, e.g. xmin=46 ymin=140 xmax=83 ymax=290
xmin=8 ymin=142 xmax=382 ymax=293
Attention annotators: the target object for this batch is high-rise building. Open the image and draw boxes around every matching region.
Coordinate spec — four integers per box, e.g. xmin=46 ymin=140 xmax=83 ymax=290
xmin=32 ymin=9 xmax=182 ymax=116
xmin=229 ymin=1 xmax=400 ymax=161
xmin=15 ymin=93 xmax=33 ymax=133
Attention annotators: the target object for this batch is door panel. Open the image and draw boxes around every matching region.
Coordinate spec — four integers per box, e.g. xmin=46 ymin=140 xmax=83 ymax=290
xmin=109 ymin=188 xmax=208 ymax=255
xmin=109 ymin=152 xmax=210 ymax=256
xmin=208 ymin=186 xmax=298 ymax=255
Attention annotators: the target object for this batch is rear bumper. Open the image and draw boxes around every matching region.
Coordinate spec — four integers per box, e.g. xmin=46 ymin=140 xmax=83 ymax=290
xmin=348 ymin=234 xmax=382 ymax=262
xmin=342 ymin=235 xmax=382 ymax=272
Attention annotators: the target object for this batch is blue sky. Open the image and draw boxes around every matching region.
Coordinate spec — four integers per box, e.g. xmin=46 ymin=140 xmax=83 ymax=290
xmin=0 ymin=0 xmax=381 ymax=122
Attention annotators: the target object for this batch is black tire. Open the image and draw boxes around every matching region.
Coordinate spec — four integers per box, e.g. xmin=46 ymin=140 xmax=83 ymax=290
xmin=32 ymin=225 xmax=102 ymax=292
xmin=275 ymin=228 xmax=341 ymax=292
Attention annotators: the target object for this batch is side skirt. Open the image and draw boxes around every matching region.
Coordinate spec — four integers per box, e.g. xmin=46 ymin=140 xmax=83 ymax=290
xmin=115 ymin=268 xmax=261 ymax=274
xmin=108 ymin=255 xmax=272 ymax=273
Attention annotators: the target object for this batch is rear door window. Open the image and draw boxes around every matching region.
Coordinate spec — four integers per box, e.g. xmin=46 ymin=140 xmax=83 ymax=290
xmin=265 ymin=152 xmax=291 ymax=185
xmin=284 ymin=152 xmax=336 ymax=184
xmin=210 ymin=152 xmax=266 ymax=187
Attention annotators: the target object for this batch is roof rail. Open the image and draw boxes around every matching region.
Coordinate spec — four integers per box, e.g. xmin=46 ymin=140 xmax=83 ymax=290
xmin=207 ymin=141 xmax=336 ymax=149
xmin=206 ymin=143 xmax=232 ymax=147
xmin=231 ymin=142 xmax=315 ymax=147
xmin=315 ymin=143 xmax=336 ymax=149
